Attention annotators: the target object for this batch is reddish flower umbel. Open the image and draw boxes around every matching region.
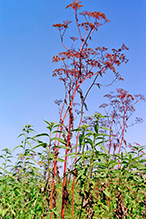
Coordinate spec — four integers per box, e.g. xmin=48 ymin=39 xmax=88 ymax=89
xmin=99 ymin=89 xmax=145 ymax=155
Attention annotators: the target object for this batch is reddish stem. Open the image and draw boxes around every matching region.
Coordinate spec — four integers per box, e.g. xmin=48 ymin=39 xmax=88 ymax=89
xmin=61 ymin=79 xmax=79 ymax=218
xmin=71 ymin=112 xmax=83 ymax=219
xmin=50 ymin=108 xmax=69 ymax=219
xmin=61 ymin=115 xmax=72 ymax=218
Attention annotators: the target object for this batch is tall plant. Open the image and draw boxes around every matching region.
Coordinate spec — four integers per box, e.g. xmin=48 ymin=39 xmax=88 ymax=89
xmin=51 ymin=1 xmax=129 ymax=217
xmin=99 ymin=88 xmax=145 ymax=154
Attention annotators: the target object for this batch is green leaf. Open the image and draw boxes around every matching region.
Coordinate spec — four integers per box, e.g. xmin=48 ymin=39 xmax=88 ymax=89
xmin=53 ymin=158 xmax=65 ymax=162
xmin=71 ymin=144 xmax=79 ymax=149
xmin=43 ymin=120 xmax=52 ymax=125
xmin=85 ymin=132 xmax=94 ymax=137
xmin=52 ymin=137 xmax=67 ymax=145
xmin=54 ymin=123 xmax=63 ymax=128
xmin=94 ymin=123 xmax=98 ymax=133
xmin=84 ymin=150 xmax=92 ymax=156
xmin=33 ymin=133 xmax=50 ymax=138
xmin=17 ymin=133 xmax=25 ymax=138
xmin=103 ymin=188 xmax=110 ymax=197
xmin=100 ymin=126 xmax=112 ymax=131
xmin=140 ymin=158 xmax=146 ymax=163
xmin=64 ymin=152 xmax=78 ymax=157
xmin=84 ymin=137 xmax=93 ymax=145
xmin=54 ymin=145 xmax=70 ymax=149
xmin=13 ymin=145 xmax=23 ymax=151
xmin=64 ymin=153 xmax=81 ymax=159
xmin=71 ymin=127 xmax=82 ymax=132
xmin=2 ymin=209 xmax=7 ymax=217
xmin=96 ymin=136 xmax=106 ymax=140
xmin=79 ymin=134 xmax=83 ymax=147
xmin=26 ymin=141 xmax=32 ymax=147
xmin=132 ymin=163 xmax=145 ymax=169
xmin=98 ymin=144 xmax=108 ymax=154
xmin=0 ymin=167 xmax=9 ymax=174
xmin=32 ymin=143 xmax=47 ymax=150
xmin=53 ymin=130 xmax=66 ymax=134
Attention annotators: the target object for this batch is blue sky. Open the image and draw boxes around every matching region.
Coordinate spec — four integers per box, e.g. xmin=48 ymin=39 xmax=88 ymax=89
xmin=0 ymin=0 xmax=146 ymax=155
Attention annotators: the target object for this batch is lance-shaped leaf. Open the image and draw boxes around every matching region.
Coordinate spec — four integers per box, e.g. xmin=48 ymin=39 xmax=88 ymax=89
xmin=98 ymin=144 xmax=108 ymax=154
xmin=53 ymin=145 xmax=70 ymax=149
xmin=52 ymin=137 xmax=67 ymax=145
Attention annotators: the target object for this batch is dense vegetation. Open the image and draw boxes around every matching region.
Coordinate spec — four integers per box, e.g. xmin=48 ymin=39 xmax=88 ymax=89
xmin=0 ymin=120 xmax=146 ymax=218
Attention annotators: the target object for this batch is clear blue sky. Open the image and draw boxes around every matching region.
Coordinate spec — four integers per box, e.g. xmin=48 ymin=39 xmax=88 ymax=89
xmin=0 ymin=0 xmax=146 ymax=154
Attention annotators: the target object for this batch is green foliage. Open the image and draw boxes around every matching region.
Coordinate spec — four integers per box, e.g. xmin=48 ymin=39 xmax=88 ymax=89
xmin=0 ymin=148 xmax=13 ymax=176
xmin=0 ymin=119 xmax=145 ymax=218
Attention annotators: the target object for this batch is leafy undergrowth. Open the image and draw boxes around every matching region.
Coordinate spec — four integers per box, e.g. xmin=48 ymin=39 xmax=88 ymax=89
xmin=0 ymin=121 xmax=146 ymax=218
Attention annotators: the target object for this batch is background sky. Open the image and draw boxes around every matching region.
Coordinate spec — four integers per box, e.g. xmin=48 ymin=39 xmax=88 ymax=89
xmin=0 ymin=0 xmax=146 ymax=157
